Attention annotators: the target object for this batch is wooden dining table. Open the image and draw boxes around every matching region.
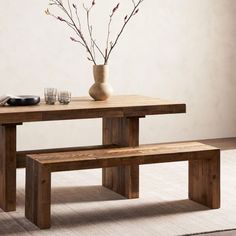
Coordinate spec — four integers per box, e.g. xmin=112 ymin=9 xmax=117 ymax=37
xmin=0 ymin=95 xmax=186 ymax=212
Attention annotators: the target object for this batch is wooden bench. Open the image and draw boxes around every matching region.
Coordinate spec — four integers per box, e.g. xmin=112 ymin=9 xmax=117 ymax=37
xmin=25 ymin=142 xmax=220 ymax=229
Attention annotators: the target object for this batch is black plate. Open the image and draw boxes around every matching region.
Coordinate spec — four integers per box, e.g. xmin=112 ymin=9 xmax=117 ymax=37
xmin=7 ymin=95 xmax=40 ymax=106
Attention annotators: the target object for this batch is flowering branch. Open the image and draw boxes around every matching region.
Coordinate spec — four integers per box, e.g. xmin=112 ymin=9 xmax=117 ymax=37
xmin=46 ymin=0 xmax=144 ymax=65
xmin=82 ymin=2 xmax=106 ymax=62
xmin=104 ymin=3 xmax=119 ymax=61
xmin=72 ymin=3 xmax=82 ymax=30
xmin=47 ymin=0 xmax=97 ymax=64
xmin=104 ymin=0 xmax=144 ymax=64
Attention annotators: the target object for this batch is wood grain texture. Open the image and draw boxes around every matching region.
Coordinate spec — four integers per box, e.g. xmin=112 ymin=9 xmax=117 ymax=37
xmin=27 ymin=142 xmax=220 ymax=172
xmin=25 ymin=141 xmax=220 ymax=229
xmin=16 ymin=144 xmax=117 ymax=168
xmin=189 ymin=151 xmax=220 ymax=209
xmin=0 ymin=95 xmax=186 ymax=124
xmin=0 ymin=124 xmax=17 ymax=211
xmin=0 ymin=137 xmax=231 ymax=235
xmin=25 ymin=158 xmax=51 ymax=229
xmin=102 ymin=117 xmax=140 ymax=199
xmin=0 ymin=95 xmax=186 ymax=212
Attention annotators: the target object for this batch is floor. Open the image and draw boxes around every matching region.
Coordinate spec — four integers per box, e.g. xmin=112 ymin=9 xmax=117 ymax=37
xmin=202 ymin=231 xmax=236 ymax=236
xmin=1 ymin=137 xmax=236 ymax=236
xmin=183 ymin=138 xmax=236 ymax=236
xmin=198 ymin=230 xmax=236 ymax=236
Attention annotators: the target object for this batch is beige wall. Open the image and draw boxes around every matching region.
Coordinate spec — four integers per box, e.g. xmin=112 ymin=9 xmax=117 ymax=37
xmin=1 ymin=0 xmax=236 ymax=150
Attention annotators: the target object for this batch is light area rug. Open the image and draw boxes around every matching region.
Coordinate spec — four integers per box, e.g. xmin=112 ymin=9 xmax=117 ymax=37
xmin=1 ymin=150 xmax=236 ymax=236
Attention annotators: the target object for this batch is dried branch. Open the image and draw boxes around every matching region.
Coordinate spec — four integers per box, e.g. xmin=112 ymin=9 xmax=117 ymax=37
xmin=105 ymin=3 xmax=119 ymax=61
xmin=83 ymin=2 xmax=106 ymax=61
xmin=46 ymin=0 xmax=144 ymax=65
xmin=72 ymin=3 xmax=82 ymax=30
xmin=70 ymin=37 xmax=86 ymax=47
xmin=83 ymin=3 xmax=96 ymax=61
xmin=104 ymin=0 xmax=144 ymax=64
xmin=67 ymin=0 xmax=72 ymax=17
xmin=46 ymin=8 xmax=81 ymax=42
xmin=49 ymin=0 xmax=97 ymax=64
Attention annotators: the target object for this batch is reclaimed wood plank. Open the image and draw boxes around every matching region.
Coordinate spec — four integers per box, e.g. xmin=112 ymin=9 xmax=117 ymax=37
xmin=27 ymin=142 xmax=219 ymax=172
xmin=25 ymin=141 xmax=220 ymax=229
xmin=16 ymin=144 xmax=117 ymax=168
xmin=0 ymin=95 xmax=186 ymax=124
xmin=102 ymin=117 xmax=140 ymax=199
xmin=25 ymin=158 xmax=51 ymax=229
xmin=0 ymin=124 xmax=17 ymax=211
xmin=189 ymin=151 xmax=220 ymax=209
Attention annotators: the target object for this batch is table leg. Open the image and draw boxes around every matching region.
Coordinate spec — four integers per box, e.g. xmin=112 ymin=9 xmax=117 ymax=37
xmin=189 ymin=150 xmax=220 ymax=209
xmin=0 ymin=124 xmax=17 ymax=211
xmin=102 ymin=117 xmax=139 ymax=199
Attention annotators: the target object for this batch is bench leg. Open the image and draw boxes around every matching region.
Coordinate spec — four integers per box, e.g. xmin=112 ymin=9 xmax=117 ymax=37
xmin=188 ymin=150 xmax=220 ymax=209
xmin=102 ymin=117 xmax=140 ymax=199
xmin=0 ymin=124 xmax=17 ymax=212
xmin=25 ymin=158 xmax=51 ymax=229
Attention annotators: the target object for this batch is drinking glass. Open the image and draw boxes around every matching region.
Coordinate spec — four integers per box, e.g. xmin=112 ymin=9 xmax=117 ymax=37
xmin=58 ymin=91 xmax=71 ymax=105
xmin=44 ymin=88 xmax=57 ymax=105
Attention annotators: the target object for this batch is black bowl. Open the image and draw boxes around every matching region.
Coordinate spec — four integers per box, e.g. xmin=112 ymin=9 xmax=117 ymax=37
xmin=7 ymin=95 xmax=40 ymax=106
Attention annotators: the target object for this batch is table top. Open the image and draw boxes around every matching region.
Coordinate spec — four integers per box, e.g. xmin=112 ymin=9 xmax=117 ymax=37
xmin=0 ymin=95 xmax=186 ymax=124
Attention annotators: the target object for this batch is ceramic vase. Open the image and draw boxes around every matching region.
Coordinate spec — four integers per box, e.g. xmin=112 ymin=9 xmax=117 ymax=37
xmin=89 ymin=65 xmax=113 ymax=101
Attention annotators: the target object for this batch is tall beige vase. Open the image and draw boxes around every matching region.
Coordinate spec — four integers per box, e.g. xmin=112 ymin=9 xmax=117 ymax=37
xmin=89 ymin=65 xmax=113 ymax=101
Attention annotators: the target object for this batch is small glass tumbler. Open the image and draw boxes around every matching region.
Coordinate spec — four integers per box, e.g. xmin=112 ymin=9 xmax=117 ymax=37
xmin=58 ymin=91 xmax=71 ymax=105
xmin=44 ymin=88 xmax=57 ymax=105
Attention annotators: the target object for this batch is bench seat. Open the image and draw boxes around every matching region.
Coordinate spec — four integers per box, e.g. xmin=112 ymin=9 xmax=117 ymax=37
xmin=25 ymin=142 xmax=220 ymax=229
xmin=27 ymin=142 xmax=219 ymax=171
